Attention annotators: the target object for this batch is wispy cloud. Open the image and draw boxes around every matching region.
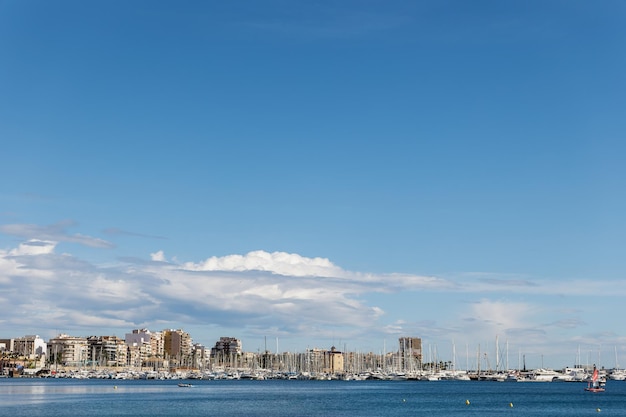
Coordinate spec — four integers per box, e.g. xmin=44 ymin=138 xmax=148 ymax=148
xmin=453 ymin=271 xmax=626 ymax=297
xmin=0 ymin=221 xmax=114 ymax=249
xmin=477 ymin=277 xmax=539 ymax=287
xmin=546 ymin=318 xmax=586 ymax=329
xmin=103 ymin=227 xmax=167 ymax=240
xmin=464 ymin=299 xmax=535 ymax=331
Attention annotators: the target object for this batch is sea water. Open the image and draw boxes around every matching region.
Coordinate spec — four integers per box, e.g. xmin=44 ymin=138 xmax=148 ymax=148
xmin=1 ymin=379 xmax=625 ymax=416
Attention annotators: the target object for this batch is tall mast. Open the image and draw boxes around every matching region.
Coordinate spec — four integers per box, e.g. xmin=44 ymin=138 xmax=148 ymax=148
xmin=496 ymin=335 xmax=499 ymax=373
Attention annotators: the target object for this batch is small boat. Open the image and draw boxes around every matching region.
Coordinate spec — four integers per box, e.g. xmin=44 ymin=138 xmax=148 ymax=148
xmin=177 ymin=383 xmax=193 ymax=388
xmin=584 ymin=366 xmax=605 ymax=392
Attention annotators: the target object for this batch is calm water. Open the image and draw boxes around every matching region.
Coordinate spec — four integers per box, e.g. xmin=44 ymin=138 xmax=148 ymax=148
xmin=1 ymin=379 xmax=625 ymax=416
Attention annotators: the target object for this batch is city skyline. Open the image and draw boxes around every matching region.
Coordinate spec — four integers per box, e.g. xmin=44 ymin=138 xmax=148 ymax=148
xmin=1 ymin=1 xmax=625 ymax=370
xmin=0 ymin=327 xmax=615 ymax=373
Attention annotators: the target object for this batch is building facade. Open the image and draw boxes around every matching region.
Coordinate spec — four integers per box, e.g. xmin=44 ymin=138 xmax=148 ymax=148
xmin=211 ymin=337 xmax=242 ymax=367
xmin=47 ymin=334 xmax=88 ymax=366
xmin=211 ymin=337 xmax=242 ymax=356
xmin=323 ymin=346 xmax=344 ymax=374
xmin=398 ymin=337 xmax=422 ymax=368
xmin=0 ymin=339 xmax=13 ymax=353
xmin=125 ymin=329 xmax=154 ymax=367
xmin=86 ymin=335 xmax=127 ymax=367
xmin=163 ymin=329 xmax=192 ymax=368
xmin=13 ymin=335 xmax=47 ymax=358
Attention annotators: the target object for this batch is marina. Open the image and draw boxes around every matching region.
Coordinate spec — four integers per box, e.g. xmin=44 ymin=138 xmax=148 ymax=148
xmin=6 ymin=364 xmax=622 ymax=384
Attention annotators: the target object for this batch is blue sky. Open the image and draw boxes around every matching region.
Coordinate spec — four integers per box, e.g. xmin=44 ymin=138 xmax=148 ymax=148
xmin=1 ymin=0 xmax=625 ymax=369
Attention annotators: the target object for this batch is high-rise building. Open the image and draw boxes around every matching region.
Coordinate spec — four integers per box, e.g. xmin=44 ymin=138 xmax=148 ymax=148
xmin=47 ymin=334 xmax=88 ymax=366
xmin=192 ymin=343 xmax=210 ymax=368
xmin=125 ymin=329 xmax=154 ymax=355
xmin=150 ymin=331 xmax=164 ymax=357
xmin=398 ymin=337 xmax=422 ymax=366
xmin=13 ymin=335 xmax=46 ymax=358
xmin=126 ymin=329 xmax=154 ymax=368
xmin=210 ymin=337 xmax=242 ymax=357
xmin=163 ymin=329 xmax=192 ymax=359
xmin=86 ymin=335 xmax=127 ymax=367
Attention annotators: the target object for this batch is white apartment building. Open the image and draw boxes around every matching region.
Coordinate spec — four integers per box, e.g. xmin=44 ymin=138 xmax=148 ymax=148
xmin=47 ymin=334 xmax=88 ymax=366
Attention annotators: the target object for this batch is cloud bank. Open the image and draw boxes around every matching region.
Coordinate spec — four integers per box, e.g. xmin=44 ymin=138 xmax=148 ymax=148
xmin=0 ymin=239 xmax=450 ymax=346
xmin=1 ymin=228 xmax=624 ymax=364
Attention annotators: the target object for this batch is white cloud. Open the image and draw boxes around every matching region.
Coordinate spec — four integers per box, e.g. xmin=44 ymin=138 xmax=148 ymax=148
xmin=0 ymin=241 xmax=57 ymax=282
xmin=9 ymin=239 xmax=57 ymax=256
xmin=182 ymin=250 xmax=345 ymax=277
xmin=150 ymin=250 xmax=166 ymax=262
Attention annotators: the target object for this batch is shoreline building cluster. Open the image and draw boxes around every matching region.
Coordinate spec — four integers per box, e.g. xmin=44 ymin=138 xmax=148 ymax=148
xmin=3 ymin=331 xmax=625 ymax=382
xmin=2 ymin=329 xmax=210 ymax=376
xmin=1 ymin=330 xmax=423 ymax=379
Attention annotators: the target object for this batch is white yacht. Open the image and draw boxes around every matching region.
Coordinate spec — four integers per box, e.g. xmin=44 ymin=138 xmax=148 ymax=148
xmin=530 ymin=368 xmax=561 ymax=382
xmin=562 ymin=367 xmax=589 ymax=382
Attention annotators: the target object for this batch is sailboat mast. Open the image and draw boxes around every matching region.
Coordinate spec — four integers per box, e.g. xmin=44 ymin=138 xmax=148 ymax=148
xmin=495 ymin=335 xmax=499 ymax=373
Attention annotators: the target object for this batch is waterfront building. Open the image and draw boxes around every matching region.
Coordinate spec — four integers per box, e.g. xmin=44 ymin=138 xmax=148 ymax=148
xmin=11 ymin=335 xmax=46 ymax=370
xmin=211 ymin=337 xmax=242 ymax=356
xmin=126 ymin=328 xmax=165 ymax=367
xmin=126 ymin=329 xmax=155 ymax=367
xmin=323 ymin=346 xmax=344 ymax=374
xmin=150 ymin=330 xmax=164 ymax=357
xmin=127 ymin=342 xmax=151 ymax=368
xmin=13 ymin=335 xmax=47 ymax=359
xmin=399 ymin=337 xmax=422 ymax=369
xmin=86 ymin=335 xmax=127 ymax=367
xmin=163 ymin=329 xmax=193 ymax=368
xmin=211 ymin=337 xmax=242 ymax=368
xmin=0 ymin=338 xmax=14 ymax=352
xmin=0 ymin=335 xmax=46 ymax=376
xmin=163 ymin=329 xmax=192 ymax=357
xmin=125 ymin=329 xmax=154 ymax=353
xmin=47 ymin=334 xmax=88 ymax=366
xmin=306 ymin=348 xmax=326 ymax=373
xmin=192 ymin=343 xmax=210 ymax=369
